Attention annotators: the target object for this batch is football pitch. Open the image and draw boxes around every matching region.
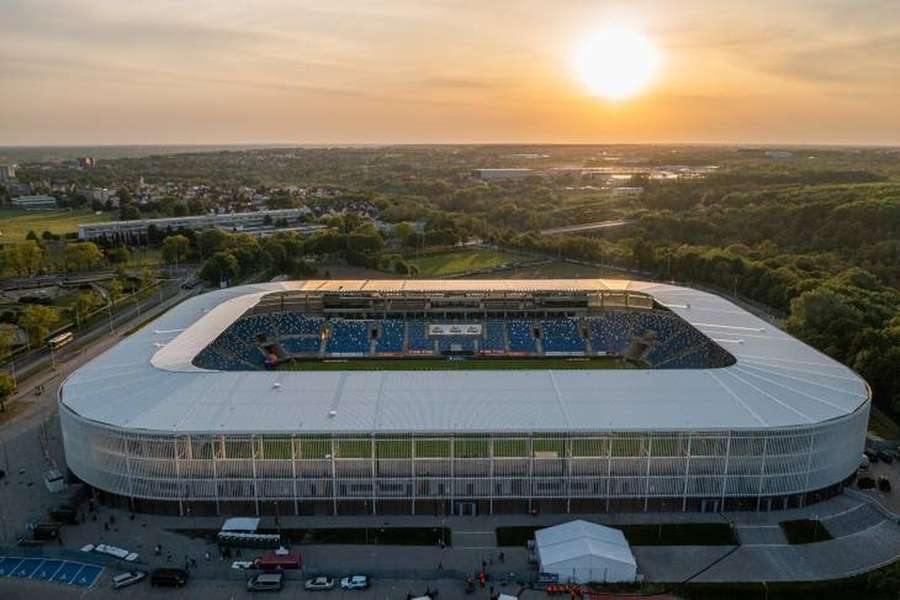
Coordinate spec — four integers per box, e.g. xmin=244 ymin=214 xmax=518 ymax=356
xmin=277 ymin=356 xmax=638 ymax=372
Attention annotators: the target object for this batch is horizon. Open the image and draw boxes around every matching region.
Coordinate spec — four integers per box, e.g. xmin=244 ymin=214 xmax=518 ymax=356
xmin=3 ymin=1 xmax=900 ymax=146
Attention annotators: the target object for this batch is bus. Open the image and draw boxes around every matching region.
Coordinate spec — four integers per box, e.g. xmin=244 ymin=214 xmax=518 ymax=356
xmin=48 ymin=331 xmax=74 ymax=350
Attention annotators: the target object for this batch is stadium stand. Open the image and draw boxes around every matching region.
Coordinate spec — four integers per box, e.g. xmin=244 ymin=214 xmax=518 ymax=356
xmin=272 ymin=312 xmax=324 ymax=336
xmin=375 ymin=320 xmax=405 ymax=353
xmin=507 ymin=320 xmax=537 ymax=353
xmin=540 ymin=319 xmax=586 ymax=353
xmin=437 ymin=334 xmax=477 ymax=353
xmin=281 ymin=337 xmax=322 ymax=355
xmin=481 ymin=321 xmax=507 ymax=353
xmin=194 ymin=308 xmax=734 ymax=369
xmin=407 ymin=321 xmax=434 ymax=354
xmin=326 ymin=320 xmax=371 ymax=354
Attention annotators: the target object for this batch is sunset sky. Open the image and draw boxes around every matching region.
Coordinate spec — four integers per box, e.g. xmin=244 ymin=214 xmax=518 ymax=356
xmin=2 ymin=0 xmax=900 ymax=145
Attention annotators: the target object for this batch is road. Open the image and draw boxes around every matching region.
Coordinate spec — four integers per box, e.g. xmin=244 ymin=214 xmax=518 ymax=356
xmin=2 ymin=278 xmax=198 ymax=387
xmin=540 ymin=219 xmax=631 ymax=236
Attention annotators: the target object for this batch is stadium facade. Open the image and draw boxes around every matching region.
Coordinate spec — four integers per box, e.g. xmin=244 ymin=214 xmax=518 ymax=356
xmin=59 ymin=280 xmax=870 ymax=516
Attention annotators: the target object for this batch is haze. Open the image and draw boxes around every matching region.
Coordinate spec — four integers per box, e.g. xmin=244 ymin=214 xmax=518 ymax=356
xmin=2 ymin=0 xmax=900 ymax=146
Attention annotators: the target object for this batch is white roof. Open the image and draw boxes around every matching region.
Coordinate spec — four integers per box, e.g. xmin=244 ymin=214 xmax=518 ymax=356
xmin=536 ymin=520 xmax=635 ymax=568
xmin=60 ymin=279 xmax=870 ymax=434
xmin=221 ymin=517 xmax=260 ymax=532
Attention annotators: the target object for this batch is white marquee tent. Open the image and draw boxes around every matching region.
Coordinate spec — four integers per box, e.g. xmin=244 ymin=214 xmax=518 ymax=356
xmin=535 ymin=520 xmax=637 ymax=584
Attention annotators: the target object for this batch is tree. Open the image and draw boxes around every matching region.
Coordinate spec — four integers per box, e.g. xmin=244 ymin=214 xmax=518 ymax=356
xmin=106 ymin=245 xmax=132 ymax=264
xmin=72 ymin=291 xmax=103 ymax=326
xmin=0 ymin=372 xmax=14 ymax=412
xmin=64 ymin=242 xmax=105 ymax=272
xmin=0 ymin=325 xmax=13 ymax=359
xmin=392 ymin=222 xmax=416 ymax=245
xmin=119 ymin=204 xmax=140 ymax=220
xmin=199 ymin=251 xmax=240 ymax=286
xmin=2 ymin=241 xmax=46 ymax=276
xmin=162 ymin=234 xmax=190 ymax=266
xmin=18 ymin=304 xmax=59 ymax=349
xmin=108 ymin=278 xmax=125 ymax=306
xmin=197 ymin=228 xmax=232 ymax=258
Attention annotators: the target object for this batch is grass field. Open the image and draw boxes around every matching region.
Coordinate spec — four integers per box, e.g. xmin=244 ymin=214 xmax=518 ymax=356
xmin=278 ymin=356 xmax=636 ymax=372
xmin=461 ymin=260 xmax=623 ymax=279
xmin=406 ymin=249 xmax=529 ymax=277
xmin=0 ymin=208 xmax=113 ymax=242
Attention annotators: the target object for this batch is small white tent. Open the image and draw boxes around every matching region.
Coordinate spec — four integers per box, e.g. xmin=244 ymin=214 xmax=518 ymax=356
xmin=535 ymin=520 xmax=637 ymax=584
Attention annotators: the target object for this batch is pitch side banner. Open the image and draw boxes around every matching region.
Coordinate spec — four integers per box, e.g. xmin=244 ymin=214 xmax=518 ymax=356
xmin=428 ymin=324 xmax=482 ymax=336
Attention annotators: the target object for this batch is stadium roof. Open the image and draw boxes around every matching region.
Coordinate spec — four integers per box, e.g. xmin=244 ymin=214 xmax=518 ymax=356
xmin=60 ymin=279 xmax=870 ymax=434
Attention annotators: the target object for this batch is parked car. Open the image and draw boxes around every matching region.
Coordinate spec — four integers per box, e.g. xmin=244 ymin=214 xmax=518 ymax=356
xmin=150 ymin=568 xmax=189 ymax=588
xmin=49 ymin=505 xmax=78 ymax=525
xmin=878 ymin=450 xmax=895 ymax=464
xmin=340 ymin=575 xmax=370 ymax=590
xmin=32 ymin=522 xmax=62 ymax=541
xmin=865 ymin=449 xmax=879 ymax=463
xmin=247 ymin=572 xmax=283 ymax=592
xmin=304 ymin=576 xmax=335 ymax=591
xmin=858 ymin=477 xmax=876 ymax=490
xmin=112 ymin=571 xmax=147 ymax=590
xmin=879 ymin=477 xmax=892 ymax=492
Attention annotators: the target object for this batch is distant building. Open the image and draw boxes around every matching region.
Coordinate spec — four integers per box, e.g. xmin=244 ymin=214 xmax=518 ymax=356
xmin=611 ymin=186 xmax=644 ymax=196
xmin=76 ymin=157 xmax=97 ymax=169
xmin=78 ymin=186 xmax=114 ymax=205
xmin=765 ymin=150 xmax=794 ymax=159
xmin=472 ymin=168 xmax=533 ymax=181
xmin=10 ymin=194 xmax=58 ymax=210
xmin=77 ymin=208 xmax=313 ymax=242
xmin=0 ymin=164 xmax=16 ymax=181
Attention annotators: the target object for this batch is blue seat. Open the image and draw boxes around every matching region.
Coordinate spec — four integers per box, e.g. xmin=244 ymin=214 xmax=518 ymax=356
xmin=540 ymin=319 xmax=585 ymax=353
xmin=375 ymin=320 xmax=404 ymax=353
xmin=482 ymin=321 xmax=506 ymax=353
xmin=282 ymin=337 xmax=322 ymax=355
xmin=507 ymin=320 xmax=536 ymax=353
xmin=326 ymin=320 xmax=370 ymax=354
xmin=407 ymin=321 xmax=433 ymax=353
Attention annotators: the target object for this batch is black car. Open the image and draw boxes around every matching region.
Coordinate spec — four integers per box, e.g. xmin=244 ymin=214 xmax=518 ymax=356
xmin=49 ymin=505 xmax=78 ymax=524
xmin=878 ymin=450 xmax=895 ymax=464
xmin=858 ymin=477 xmax=876 ymax=490
xmin=150 ymin=568 xmax=189 ymax=588
xmin=864 ymin=449 xmax=879 ymax=463
xmin=879 ymin=477 xmax=892 ymax=493
xmin=32 ymin=522 xmax=62 ymax=541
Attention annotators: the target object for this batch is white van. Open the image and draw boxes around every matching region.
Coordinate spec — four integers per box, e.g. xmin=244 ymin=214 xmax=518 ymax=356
xmin=247 ymin=572 xmax=283 ymax=592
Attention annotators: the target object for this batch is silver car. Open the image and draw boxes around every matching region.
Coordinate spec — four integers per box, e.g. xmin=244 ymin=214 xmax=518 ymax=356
xmin=304 ymin=576 xmax=336 ymax=591
xmin=112 ymin=570 xmax=147 ymax=589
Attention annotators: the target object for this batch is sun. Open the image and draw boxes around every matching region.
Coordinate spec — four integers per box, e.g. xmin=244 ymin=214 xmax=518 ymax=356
xmin=575 ymin=26 xmax=660 ymax=101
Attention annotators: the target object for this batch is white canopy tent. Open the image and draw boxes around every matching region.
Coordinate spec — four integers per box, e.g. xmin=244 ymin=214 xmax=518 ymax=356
xmin=535 ymin=520 xmax=637 ymax=583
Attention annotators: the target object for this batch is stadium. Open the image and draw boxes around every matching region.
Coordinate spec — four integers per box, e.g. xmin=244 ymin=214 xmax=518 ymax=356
xmin=59 ymin=279 xmax=870 ymax=516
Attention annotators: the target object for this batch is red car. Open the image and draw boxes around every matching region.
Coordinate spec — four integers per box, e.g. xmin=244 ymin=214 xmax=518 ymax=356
xmin=254 ymin=552 xmax=302 ymax=570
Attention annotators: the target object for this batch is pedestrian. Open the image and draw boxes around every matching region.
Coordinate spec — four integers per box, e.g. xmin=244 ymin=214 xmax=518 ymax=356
xmin=205 ymin=551 xmax=211 ymax=561
xmin=191 ymin=558 xmax=197 ymax=569
xmin=438 ymin=561 xmax=443 ymax=571
xmin=104 ymin=522 xmax=109 ymax=532
xmin=167 ymin=552 xmax=172 ymax=563
xmin=499 ymin=551 xmax=505 ymax=563
xmin=482 ymin=559 xmax=486 ymax=570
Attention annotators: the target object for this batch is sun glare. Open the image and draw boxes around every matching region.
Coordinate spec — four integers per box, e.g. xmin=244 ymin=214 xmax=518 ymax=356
xmin=575 ymin=26 xmax=659 ymax=101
